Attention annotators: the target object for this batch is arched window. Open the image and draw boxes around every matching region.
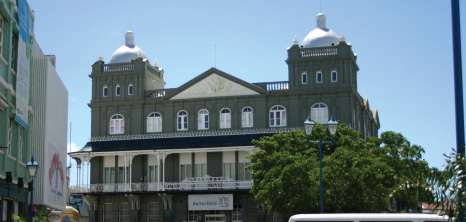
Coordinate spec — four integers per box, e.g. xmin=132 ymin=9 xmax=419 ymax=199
xmin=311 ymin=103 xmax=329 ymax=124
xmin=302 ymin=72 xmax=308 ymax=84
xmin=198 ymin=109 xmax=209 ymax=130
xmin=103 ymin=85 xmax=108 ymax=97
xmin=128 ymin=83 xmax=133 ymax=95
xmin=242 ymin=107 xmax=253 ymax=128
xmin=115 ymin=84 xmax=121 ymax=96
xmin=269 ymin=105 xmax=286 ymax=127
xmin=177 ymin=111 xmax=188 ymax=130
xmin=147 ymin=112 xmax=162 ymax=132
xmin=119 ymin=203 xmax=130 ymax=222
xmin=331 ymin=70 xmax=337 ymax=82
xmin=110 ymin=114 xmax=124 ymax=134
xmin=220 ymin=108 xmax=231 ymax=129
xmin=316 ymin=71 xmax=323 ymax=83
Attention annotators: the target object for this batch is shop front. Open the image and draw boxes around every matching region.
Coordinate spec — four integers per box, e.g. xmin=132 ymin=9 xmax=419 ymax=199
xmin=187 ymin=194 xmax=243 ymax=222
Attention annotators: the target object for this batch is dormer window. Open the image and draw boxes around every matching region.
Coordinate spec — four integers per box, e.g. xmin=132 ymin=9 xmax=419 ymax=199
xmin=331 ymin=70 xmax=337 ymax=82
xmin=302 ymin=72 xmax=308 ymax=84
xmin=103 ymin=85 xmax=108 ymax=97
xmin=115 ymin=84 xmax=121 ymax=96
xmin=128 ymin=83 xmax=133 ymax=95
xmin=316 ymin=71 xmax=322 ymax=83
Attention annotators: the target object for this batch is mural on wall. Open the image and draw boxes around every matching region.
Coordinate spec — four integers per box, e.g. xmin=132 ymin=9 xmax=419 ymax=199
xmin=46 ymin=143 xmax=65 ymax=205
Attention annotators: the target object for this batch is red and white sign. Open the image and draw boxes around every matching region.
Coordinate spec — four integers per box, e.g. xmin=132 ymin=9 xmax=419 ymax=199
xmin=188 ymin=194 xmax=233 ymax=211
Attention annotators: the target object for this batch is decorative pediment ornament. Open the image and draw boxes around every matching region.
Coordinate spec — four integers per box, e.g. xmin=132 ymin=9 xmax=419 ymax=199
xmin=171 ymin=74 xmax=260 ymax=100
xmin=125 ymin=194 xmax=140 ymax=210
xmin=84 ymin=195 xmax=98 ymax=211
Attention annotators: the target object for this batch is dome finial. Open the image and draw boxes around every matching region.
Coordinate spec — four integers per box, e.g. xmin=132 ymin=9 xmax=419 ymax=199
xmin=125 ymin=30 xmax=135 ymax=47
xmin=316 ymin=13 xmax=326 ymax=29
xmin=154 ymin=59 xmax=159 ymax=67
xmin=98 ymin=53 xmax=103 ymax=61
xmin=339 ymin=33 xmax=345 ymax=42
xmin=137 ymin=50 xmax=143 ymax=58
xmin=293 ymin=36 xmax=298 ymax=45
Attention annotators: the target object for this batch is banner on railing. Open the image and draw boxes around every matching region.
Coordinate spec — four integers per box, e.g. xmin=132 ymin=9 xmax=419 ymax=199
xmin=188 ymin=194 xmax=233 ymax=211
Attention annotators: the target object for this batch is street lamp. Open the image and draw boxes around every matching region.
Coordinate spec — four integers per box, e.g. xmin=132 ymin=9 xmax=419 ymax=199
xmin=26 ymin=156 xmax=39 ymax=222
xmin=303 ymin=115 xmax=339 ymax=214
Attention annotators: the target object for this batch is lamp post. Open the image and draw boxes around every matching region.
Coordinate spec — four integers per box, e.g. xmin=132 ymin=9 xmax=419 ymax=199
xmin=26 ymin=156 xmax=39 ymax=222
xmin=303 ymin=115 xmax=339 ymax=214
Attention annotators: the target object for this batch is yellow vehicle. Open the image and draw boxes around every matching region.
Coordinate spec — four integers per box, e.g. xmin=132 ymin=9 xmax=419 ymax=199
xmin=61 ymin=206 xmax=79 ymax=222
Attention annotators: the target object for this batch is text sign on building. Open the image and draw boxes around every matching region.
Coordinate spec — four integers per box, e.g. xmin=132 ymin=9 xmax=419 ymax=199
xmin=188 ymin=194 xmax=233 ymax=211
xmin=69 ymin=195 xmax=83 ymax=206
xmin=15 ymin=0 xmax=30 ymax=128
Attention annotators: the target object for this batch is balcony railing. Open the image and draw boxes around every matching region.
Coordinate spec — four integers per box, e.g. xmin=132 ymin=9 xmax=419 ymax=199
xmin=70 ymin=177 xmax=252 ymax=194
xmin=300 ymin=47 xmax=338 ymax=57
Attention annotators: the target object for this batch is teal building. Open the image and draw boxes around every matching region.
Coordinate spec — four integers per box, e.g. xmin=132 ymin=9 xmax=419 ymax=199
xmin=0 ymin=0 xmax=35 ymax=220
xmin=70 ymin=13 xmax=379 ymax=222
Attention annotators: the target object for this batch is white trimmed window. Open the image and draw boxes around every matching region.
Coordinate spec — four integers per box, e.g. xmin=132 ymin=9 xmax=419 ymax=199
xmin=316 ymin=71 xmax=322 ymax=83
xmin=177 ymin=111 xmax=188 ymax=131
xmin=115 ymin=84 xmax=121 ymax=96
xmin=103 ymin=85 xmax=108 ymax=97
xmin=0 ymin=16 xmax=4 ymax=57
xmin=103 ymin=203 xmax=112 ymax=222
xmin=104 ymin=167 xmax=115 ymax=184
xmin=302 ymin=72 xmax=308 ymax=84
xmin=147 ymin=112 xmax=162 ymax=133
xmin=331 ymin=70 xmax=337 ymax=82
xmin=195 ymin=152 xmax=207 ymax=177
xmin=148 ymin=202 xmax=161 ymax=222
xmin=128 ymin=83 xmax=133 ymax=95
xmin=198 ymin=109 xmax=209 ymax=130
xmin=110 ymin=114 xmax=124 ymax=134
xmin=220 ymin=108 xmax=231 ymax=129
xmin=241 ymin=107 xmax=253 ymax=128
xmin=223 ymin=152 xmax=236 ymax=180
xmin=311 ymin=103 xmax=329 ymax=124
xmin=18 ymin=127 xmax=23 ymax=162
xmin=7 ymin=118 xmax=12 ymax=155
xmin=239 ymin=151 xmax=251 ymax=180
xmin=119 ymin=203 xmax=130 ymax=222
xmin=269 ymin=105 xmax=286 ymax=127
xmin=180 ymin=153 xmax=192 ymax=181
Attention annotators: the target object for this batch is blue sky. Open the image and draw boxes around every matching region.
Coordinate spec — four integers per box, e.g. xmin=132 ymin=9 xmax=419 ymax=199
xmin=27 ymin=0 xmax=465 ymax=185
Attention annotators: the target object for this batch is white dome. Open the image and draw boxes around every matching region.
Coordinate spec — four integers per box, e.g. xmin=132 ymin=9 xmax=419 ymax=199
xmin=302 ymin=13 xmax=340 ymax=48
xmin=109 ymin=31 xmax=149 ymax=63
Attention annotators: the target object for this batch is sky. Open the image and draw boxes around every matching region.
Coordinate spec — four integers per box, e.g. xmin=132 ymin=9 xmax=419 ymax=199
xmin=27 ymin=0 xmax=466 ymax=185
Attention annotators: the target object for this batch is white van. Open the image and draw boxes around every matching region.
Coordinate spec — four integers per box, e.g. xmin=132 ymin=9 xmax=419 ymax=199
xmin=288 ymin=214 xmax=448 ymax=222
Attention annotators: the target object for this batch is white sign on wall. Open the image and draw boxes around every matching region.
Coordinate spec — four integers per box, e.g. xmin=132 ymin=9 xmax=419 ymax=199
xmin=188 ymin=194 xmax=233 ymax=211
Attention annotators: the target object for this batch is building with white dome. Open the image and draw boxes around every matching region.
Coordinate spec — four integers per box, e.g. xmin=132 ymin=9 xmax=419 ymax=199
xmin=69 ymin=13 xmax=379 ymax=222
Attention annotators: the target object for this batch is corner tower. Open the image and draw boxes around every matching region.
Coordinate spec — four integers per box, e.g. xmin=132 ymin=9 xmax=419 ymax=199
xmin=88 ymin=31 xmax=165 ymax=137
xmin=286 ymin=13 xmax=359 ymax=92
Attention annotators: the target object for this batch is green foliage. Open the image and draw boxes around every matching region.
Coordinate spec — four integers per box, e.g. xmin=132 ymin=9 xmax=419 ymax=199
xmin=11 ymin=214 xmax=26 ymax=222
xmin=249 ymin=124 xmax=432 ymax=217
xmin=431 ymin=149 xmax=466 ymax=221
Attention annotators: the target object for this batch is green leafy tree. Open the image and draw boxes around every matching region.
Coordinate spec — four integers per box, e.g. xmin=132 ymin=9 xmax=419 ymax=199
xmin=249 ymin=124 xmax=432 ymax=217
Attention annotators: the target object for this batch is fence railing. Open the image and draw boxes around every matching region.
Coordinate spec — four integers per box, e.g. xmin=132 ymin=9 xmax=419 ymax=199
xmin=103 ymin=63 xmax=135 ymax=72
xmin=70 ymin=178 xmax=252 ymax=193
xmin=300 ymin=47 xmax=338 ymax=57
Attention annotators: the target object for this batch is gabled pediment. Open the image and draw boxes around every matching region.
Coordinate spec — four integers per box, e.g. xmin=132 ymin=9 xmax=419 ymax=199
xmin=167 ymin=68 xmax=266 ymax=100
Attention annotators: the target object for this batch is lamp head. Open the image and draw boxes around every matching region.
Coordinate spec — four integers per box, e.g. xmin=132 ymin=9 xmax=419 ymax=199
xmin=303 ymin=115 xmax=315 ymax=136
xmin=327 ymin=115 xmax=339 ymax=136
xmin=26 ymin=156 xmax=39 ymax=178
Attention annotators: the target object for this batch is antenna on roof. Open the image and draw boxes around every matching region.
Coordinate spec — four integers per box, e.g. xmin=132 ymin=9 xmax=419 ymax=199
xmin=215 ymin=44 xmax=217 ymax=68
xmin=319 ymin=0 xmax=322 ymax=12
xmin=129 ymin=21 xmax=132 ymax=31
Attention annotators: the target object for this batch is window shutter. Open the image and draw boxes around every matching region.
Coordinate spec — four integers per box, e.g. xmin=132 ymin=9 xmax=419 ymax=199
xmin=249 ymin=113 xmax=253 ymax=127
xmin=242 ymin=112 xmax=246 ymax=127
xmin=282 ymin=111 xmax=286 ymax=126
xmin=147 ymin=118 xmax=153 ymax=132
xmin=220 ymin=114 xmax=225 ymax=128
xmin=198 ymin=114 xmax=203 ymax=129
xmin=156 ymin=117 xmax=162 ymax=132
